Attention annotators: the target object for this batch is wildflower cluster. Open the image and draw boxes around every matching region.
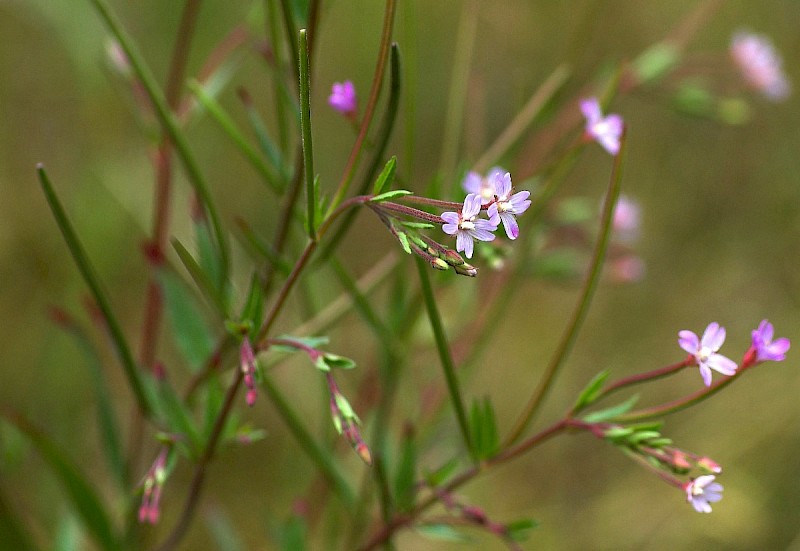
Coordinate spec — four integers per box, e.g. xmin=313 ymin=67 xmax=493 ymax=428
xmin=730 ymin=31 xmax=790 ymax=101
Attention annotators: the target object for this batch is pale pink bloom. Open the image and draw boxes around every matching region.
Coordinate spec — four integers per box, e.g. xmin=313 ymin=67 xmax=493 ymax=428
xmin=462 ymin=167 xmax=505 ymax=205
xmin=684 ymin=475 xmax=723 ymax=513
xmin=731 ymin=31 xmax=790 ymax=101
xmin=678 ymin=322 xmax=738 ymax=387
xmin=240 ymin=337 xmax=258 ymax=407
xmin=581 ymin=97 xmax=623 ymax=156
xmin=487 ymin=172 xmax=531 ymax=240
xmin=751 ymin=319 xmax=790 ymax=362
xmin=609 ymin=255 xmax=645 ymax=283
xmin=328 ymin=81 xmax=358 ymax=115
xmin=441 ymin=194 xmax=499 ymax=259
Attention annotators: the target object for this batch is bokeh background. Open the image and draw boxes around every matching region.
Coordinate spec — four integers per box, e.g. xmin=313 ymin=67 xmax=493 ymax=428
xmin=1 ymin=0 xmax=799 ymax=549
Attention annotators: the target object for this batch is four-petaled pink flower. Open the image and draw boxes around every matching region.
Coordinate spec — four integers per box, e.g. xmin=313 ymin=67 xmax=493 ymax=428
xmin=751 ymin=319 xmax=790 ymax=362
xmin=730 ymin=31 xmax=790 ymax=101
xmin=441 ymin=194 xmax=499 ymax=259
xmin=580 ymin=97 xmax=623 ymax=156
xmin=684 ymin=475 xmax=723 ymax=513
xmin=487 ymin=171 xmax=531 ymax=240
xmin=462 ymin=167 xmax=505 ymax=205
xmin=328 ymin=81 xmax=358 ymax=116
xmin=678 ymin=322 xmax=738 ymax=387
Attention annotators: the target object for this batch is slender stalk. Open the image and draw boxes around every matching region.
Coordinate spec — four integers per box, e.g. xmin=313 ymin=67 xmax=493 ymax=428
xmin=587 ymin=358 xmax=691 ymax=408
xmin=326 ymin=0 xmax=397 ymax=215
xmin=415 ymin=258 xmax=473 ymax=458
xmin=504 ymin=127 xmax=628 ymax=446
xmin=298 ymin=29 xmax=317 ymax=240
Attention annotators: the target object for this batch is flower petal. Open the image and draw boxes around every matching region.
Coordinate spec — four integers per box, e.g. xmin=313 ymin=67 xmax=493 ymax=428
xmin=470 ymin=228 xmax=496 ymax=242
xmin=500 ymin=213 xmax=519 ymax=239
xmin=580 ymin=98 xmax=602 ymax=123
xmin=440 ymin=211 xmax=459 ymax=224
xmin=701 ymin=323 xmax=725 ymax=351
xmin=699 ymin=364 xmax=713 ymax=387
xmin=462 ymin=194 xmax=482 ymax=219
xmin=707 ymin=354 xmax=737 ymax=376
xmin=678 ymin=330 xmax=699 ymax=354
xmin=462 ymin=172 xmax=482 ymax=194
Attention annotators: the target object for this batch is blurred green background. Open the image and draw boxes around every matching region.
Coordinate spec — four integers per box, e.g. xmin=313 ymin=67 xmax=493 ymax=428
xmin=1 ymin=0 xmax=799 ymax=549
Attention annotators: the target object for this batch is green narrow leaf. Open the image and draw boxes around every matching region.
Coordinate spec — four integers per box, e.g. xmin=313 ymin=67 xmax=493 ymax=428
xmin=298 ymin=28 xmax=316 ymax=240
xmin=572 ymin=370 xmax=611 ymax=413
xmin=195 ymin=217 xmax=228 ymax=305
xmin=172 ymin=239 xmax=228 ymax=316
xmin=158 ymin=270 xmax=216 ymax=373
xmin=470 ymin=397 xmax=499 ymax=460
xmin=203 ymin=374 xmax=225 ymax=440
xmin=4 ymin=413 xmax=118 ymax=550
xmin=36 ymin=166 xmax=150 ymax=416
xmin=397 ymin=231 xmax=412 ymax=254
xmin=423 ymin=458 xmax=459 ymax=488
xmin=240 ymin=272 xmax=265 ymax=336
xmin=506 ymin=518 xmax=540 ymax=542
xmin=320 ymin=353 xmax=356 ymax=370
xmin=279 ymin=513 xmax=307 ymax=551
xmin=153 ymin=380 xmax=202 ymax=457
xmin=393 ymin=427 xmax=417 ymax=513
xmin=53 ymin=514 xmax=82 ymax=551
xmin=583 ymin=395 xmax=640 ymax=423
xmin=188 ymin=79 xmax=279 ymax=192
xmin=416 ymin=524 xmax=471 ymax=543
xmin=369 ymin=189 xmax=412 ymax=202
xmin=372 ymin=156 xmax=397 ymax=195
xmin=238 ymin=88 xmax=290 ymax=185
xmin=234 ymin=219 xmax=292 ymax=277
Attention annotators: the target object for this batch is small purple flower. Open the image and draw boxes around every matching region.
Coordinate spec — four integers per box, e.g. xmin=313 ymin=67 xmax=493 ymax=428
xmin=731 ymin=31 xmax=790 ymax=101
xmin=487 ymin=172 xmax=531 ymax=240
xmin=328 ymin=81 xmax=358 ymax=116
xmin=580 ymin=97 xmax=623 ymax=156
xmin=684 ymin=475 xmax=723 ymax=513
xmin=462 ymin=167 xmax=505 ymax=205
xmin=139 ymin=450 xmax=168 ymax=524
xmin=441 ymin=194 xmax=499 ymax=259
xmin=678 ymin=322 xmax=738 ymax=387
xmin=751 ymin=319 xmax=790 ymax=362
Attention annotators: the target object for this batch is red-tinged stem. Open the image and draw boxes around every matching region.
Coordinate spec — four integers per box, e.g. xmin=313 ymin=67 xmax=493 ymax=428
xmin=585 ymin=358 xmax=693 ymax=409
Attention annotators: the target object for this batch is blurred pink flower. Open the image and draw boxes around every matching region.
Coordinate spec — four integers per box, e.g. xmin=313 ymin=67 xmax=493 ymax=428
xmin=731 ymin=31 xmax=790 ymax=101
xmin=328 ymin=80 xmax=358 ymax=115
xmin=487 ymin=171 xmax=531 ymax=240
xmin=580 ymin=97 xmax=623 ymax=156
xmin=612 ymin=195 xmax=640 ymax=242
xmin=462 ymin=167 xmax=505 ymax=205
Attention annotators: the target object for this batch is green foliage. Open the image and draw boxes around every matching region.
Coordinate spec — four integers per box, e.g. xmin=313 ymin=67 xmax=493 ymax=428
xmin=369 ymin=189 xmax=413 ymax=202
xmin=469 ymin=397 xmax=499 ymax=460
xmin=372 ymin=156 xmax=398 ymax=196
xmin=393 ymin=428 xmax=417 ymax=513
xmin=160 ymin=269 xmax=216 ymax=373
xmin=582 ymin=395 xmax=639 ymax=423
xmin=572 ymin=370 xmax=611 ymax=413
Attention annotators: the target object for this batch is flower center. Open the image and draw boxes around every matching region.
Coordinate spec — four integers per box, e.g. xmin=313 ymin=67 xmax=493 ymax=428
xmin=460 ymin=220 xmax=476 ymax=231
xmin=497 ymin=200 xmax=513 ymax=213
xmin=697 ymin=347 xmax=712 ymax=363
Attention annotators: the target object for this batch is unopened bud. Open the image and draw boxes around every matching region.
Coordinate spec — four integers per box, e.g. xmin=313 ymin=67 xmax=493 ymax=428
xmin=697 ymin=456 xmax=722 ymax=474
xmin=442 ymin=249 xmax=466 ymax=266
xmin=431 ymin=257 xmax=449 ymax=271
xmin=454 ymin=263 xmax=478 ymax=277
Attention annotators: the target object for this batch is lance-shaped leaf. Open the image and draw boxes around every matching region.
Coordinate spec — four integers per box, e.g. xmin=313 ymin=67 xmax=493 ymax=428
xmin=372 ymin=156 xmax=397 ymax=196
xmin=159 ymin=270 xmax=216 ymax=373
xmin=583 ymin=395 xmax=639 ymax=423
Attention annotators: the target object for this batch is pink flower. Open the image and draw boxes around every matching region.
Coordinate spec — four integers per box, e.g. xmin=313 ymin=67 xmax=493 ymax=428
xmin=487 ymin=172 xmax=531 ymax=240
xmin=441 ymin=194 xmax=499 ymax=259
xmin=612 ymin=195 xmax=640 ymax=242
xmin=751 ymin=319 xmax=790 ymax=362
xmin=678 ymin=322 xmax=738 ymax=387
xmin=609 ymin=255 xmax=645 ymax=283
xmin=580 ymin=97 xmax=623 ymax=156
xmin=684 ymin=475 xmax=723 ymax=513
xmin=138 ymin=450 xmax=168 ymax=524
xmin=328 ymin=81 xmax=358 ymax=115
xmin=462 ymin=167 xmax=505 ymax=205
xmin=731 ymin=31 xmax=790 ymax=101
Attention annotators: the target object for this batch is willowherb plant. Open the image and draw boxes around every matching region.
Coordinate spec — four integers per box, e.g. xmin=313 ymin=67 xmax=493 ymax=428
xmin=5 ymin=1 xmax=795 ymax=550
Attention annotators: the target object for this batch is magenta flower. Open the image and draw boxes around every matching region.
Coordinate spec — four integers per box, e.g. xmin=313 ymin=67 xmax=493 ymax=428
xmin=751 ymin=319 xmax=790 ymax=362
xmin=138 ymin=450 xmax=168 ymax=524
xmin=486 ymin=171 xmax=531 ymax=240
xmin=328 ymin=81 xmax=358 ymax=116
xmin=731 ymin=31 xmax=790 ymax=101
xmin=580 ymin=97 xmax=623 ymax=156
xmin=441 ymin=194 xmax=499 ymax=259
xmin=462 ymin=167 xmax=505 ymax=205
xmin=684 ymin=475 xmax=723 ymax=513
xmin=678 ymin=322 xmax=737 ymax=387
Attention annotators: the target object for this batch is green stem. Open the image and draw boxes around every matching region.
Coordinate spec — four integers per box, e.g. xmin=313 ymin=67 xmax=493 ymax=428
xmin=504 ymin=127 xmax=628 ymax=446
xmin=414 ymin=258 xmax=473 ymax=458
xmin=37 ymin=166 xmax=150 ymax=416
xmin=298 ymin=29 xmax=317 ymax=240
